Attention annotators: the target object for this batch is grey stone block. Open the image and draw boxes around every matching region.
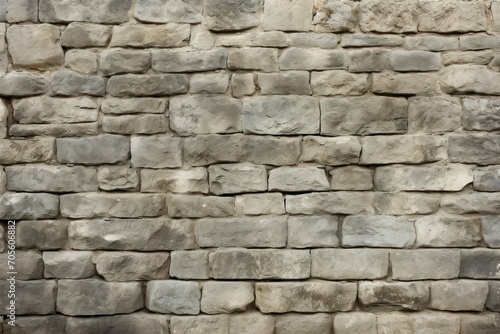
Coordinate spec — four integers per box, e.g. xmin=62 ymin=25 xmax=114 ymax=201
xmin=430 ymin=280 xmax=489 ymax=311
xmin=168 ymin=194 xmax=235 ymax=218
xmin=17 ymin=220 xmax=69 ymax=250
xmin=263 ymin=0 xmax=313 ymax=31
xmin=461 ymin=249 xmax=500 ymax=279
xmin=408 ymin=96 xmax=462 ymax=133
xmin=269 ymin=167 xmax=329 ymax=192
xmin=170 ymin=250 xmax=209 ymax=279
xmin=302 ymin=136 xmax=361 ymax=166
xmin=100 ymin=49 xmax=151 ymax=75
xmin=110 ymin=23 xmax=190 ymax=47
xmin=152 ymin=49 xmax=227 ymax=72
xmin=279 ymin=48 xmax=348 ymax=70
xmin=61 ymin=22 xmax=111 ymax=48
xmin=388 ymin=51 xmax=441 ymax=72
xmin=102 ymin=114 xmax=168 ymax=134
xmin=359 ymin=281 xmax=429 ymax=310
xmin=286 ymin=192 xmax=372 ymax=215
xmin=39 ymin=0 xmax=132 ymax=23
xmin=64 ymin=313 xmax=169 ymax=334
xmin=415 ymin=216 xmax=481 ymax=247
xmin=135 ymin=0 xmax=202 ymax=23
xmin=98 ymin=166 xmax=139 ymax=191
xmin=258 ymin=71 xmax=312 ymax=95
xmin=142 ymin=168 xmax=208 ymax=193
xmin=0 ymin=250 xmax=43 ymax=279
xmin=107 ymin=74 xmax=189 ymax=96
xmin=57 ymin=135 xmax=129 ymax=165
xmin=228 ymin=48 xmax=278 ymax=72
xmin=275 ymin=314 xmax=332 ymax=334
xmin=131 ymin=135 xmax=182 ymax=168
xmin=201 ymin=281 xmax=254 ymax=314
xmin=390 ymin=249 xmax=460 ymax=280
xmin=235 ymin=193 xmax=285 ymax=216
xmin=208 ymin=163 xmax=267 ymax=194
xmin=0 ymin=72 xmax=48 ymax=97
xmin=0 ymin=193 xmax=59 ymax=219
xmin=288 ymin=215 xmax=339 ymax=248
xmin=0 ymin=280 xmax=56 ymax=315
xmin=43 ymin=251 xmax=95 ymax=279
xmin=205 ymin=0 xmax=260 ymax=31
xmin=146 ymin=280 xmax=200 ymax=314
xmin=373 ymin=192 xmax=441 ymax=215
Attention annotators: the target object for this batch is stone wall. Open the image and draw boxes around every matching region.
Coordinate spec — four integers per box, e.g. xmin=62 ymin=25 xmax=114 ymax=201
xmin=0 ymin=0 xmax=500 ymax=333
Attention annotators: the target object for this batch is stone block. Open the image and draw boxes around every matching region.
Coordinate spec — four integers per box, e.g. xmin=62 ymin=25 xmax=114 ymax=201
xmin=0 ymin=72 xmax=48 ymax=97
xmin=372 ymin=72 xmax=439 ymax=95
xmin=64 ymin=313 xmax=169 ymax=334
xmin=391 ymin=249 xmax=460 ymax=280
xmin=135 ymin=0 xmax=202 ymax=23
xmin=256 ymin=281 xmax=356 ymax=312
xmin=359 ymin=0 xmax=418 ymax=33
xmin=205 ymin=0 xmax=260 ymax=31
xmin=190 ymin=24 xmax=215 ymax=50
xmin=349 ymin=49 xmax=389 ymax=72
xmin=359 ymin=281 xmax=429 ymax=310
xmin=39 ymin=0 xmax=131 ymax=23
xmin=0 ymin=193 xmax=59 ymax=219
xmin=334 ymin=313 xmax=377 ymax=334
xmin=65 ymin=50 xmax=98 ymax=74
xmin=4 ymin=0 xmax=38 ymax=22
xmin=170 ymin=315 xmax=229 ymax=334
xmin=170 ymin=250 xmax=209 ymax=279
xmin=246 ymin=136 xmax=301 ymax=166
xmin=463 ymin=98 xmax=500 ymax=131
xmin=0 ymin=280 xmax=56 ymax=315
xmin=228 ymin=48 xmax=278 ymax=72
xmin=330 ymin=166 xmax=373 ymax=190
xmin=229 ymin=312 xmax=275 ymax=334
xmin=152 ymin=49 xmax=227 ymax=72
xmin=16 ymin=220 xmax=69 ymax=250
xmin=98 ymin=166 xmax=139 ymax=191
xmin=289 ymin=32 xmax=338 ymax=48
xmin=415 ymin=216 xmax=481 ymax=247
xmin=50 ymin=71 xmax=105 ymax=96
xmin=288 ymin=215 xmax=339 ymax=248
xmin=131 ymin=135 xmax=182 ymax=168
xmin=443 ymin=50 xmax=494 ymax=65
xmin=460 ymin=33 xmax=498 ymax=50
xmin=107 ymin=74 xmax=189 ymax=97
xmin=461 ymin=249 xmax=500 ymax=279
xmin=269 ymin=167 xmax=329 ymax=192
xmin=258 ymin=71 xmax=311 ymax=95
xmin=373 ymin=192 xmax=441 ymax=215
xmin=209 ymin=248 xmax=310 ymax=279
xmin=102 ymin=114 xmax=168 ymax=134
xmin=168 ymin=194 xmax=235 ymax=218
xmin=102 ymin=97 xmax=166 ymax=114
xmin=235 ymin=193 xmax=285 ymax=215
xmin=263 ymin=0 xmax=313 ymax=31
xmin=286 ymin=192 xmax=372 ymax=215
xmin=430 ymin=280 xmax=488 ymax=311
xmin=312 ymin=248 xmax=388 ymax=280
xmin=61 ymin=22 xmax=111 ymax=48
xmin=0 ymin=100 xmax=5 ymax=139
xmin=441 ymin=193 xmax=500 ymax=214
xmin=311 ymin=71 xmax=368 ymax=95
xmin=69 ymin=218 xmax=195 ymax=251
xmin=190 ymin=72 xmax=229 ymax=94
xmin=43 ymin=251 xmax=95 ymax=279
xmin=313 ymin=0 xmax=357 ymax=33
xmin=441 ymin=65 xmax=500 ymax=95
xmin=302 ymin=136 xmax=361 ymax=165
xmin=231 ymin=73 xmax=255 ymax=97
xmin=0 ymin=250 xmax=43 ymax=279
xmin=100 ymin=49 xmax=151 ymax=75
xmin=419 ymin=0 xmax=487 ymax=32
xmin=388 ymin=50 xmax=441 ymax=72
xmin=275 ymin=314 xmax=332 ymax=334
xmin=377 ymin=312 xmax=461 ymax=334
xmin=216 ymin=31 xmax=288 ymax=47
xmin=405 ymin=35 xmax=459 ymax=51
xmin=482 ymin=217 xmax=500 ymax=248
xmin=184 ymin=134 xmax=245 ymax=166
xmin=1 ymin=138 xmax=55 ymax=165
xmin=142 ymin=168 xmax=208 ymax=193
xmin=408 ymin=96 xmax=462 ymax=133
xmin=146 ymin=280 xmax=200 ymax=314
xmin=201 ymin=282 xmax=254 ymax=314
xmin=449 ymin=135 xmax=500 ymax=165
xmin=110 ymin=23 xmax=190 ymax=47
xmin=279 ymin=48 xmax=348 ymax=70
xmin=57 ymin=135 xmax=129 ymax=165
xmin=57 ymin=279 xmax=143 ymax=316
xmin=487 ymin=281 xmax=500 ymax=311
xmin=2 ymin=315 xmax=65 ymax=334
xmin=94 ymin=252 xmax=170 ymax=281
xmin=460 ymin=313 xmax=500 ymax=334
xmin=208 ymin=163 xmax=266 ymax=194
xmin=341 ymin=33 xmax=403 ymax=47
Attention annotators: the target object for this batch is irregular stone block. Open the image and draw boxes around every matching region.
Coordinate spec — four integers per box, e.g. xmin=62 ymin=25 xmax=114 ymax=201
xmin=441 ymin=65 xmax=500 ymax=95
xmin=343 ymin=215 xmax=415 ymax=248
xmin=69 ymin=218 xmax=195 ymax=251
xmin=460 ymin=33 xmax=498 ymax=50
xmin=65 ymin=49 xmax=98 ymax=74
xmin=359 ymin=0 xmax=418 ymax=33
xmin=313 ymin=0 xmax=357 ymax=32
xmin=131 ymin=135 xmax=182 ymax=168
xmin=311 ymin=71 xmax=368 ymax=95
xmin=110 ymin=23 xmax=190 ymax=47
xmin=100 ymin=49 xmax=151 ymax=75
xmin=98 ymin=166 xmax=139 ymax=191
xmin=216 ymin=31 xmax=288 ymax=47
xmin=448 ymin=135 xmax=500 ymax=165
xmin=321 ymin=96 xmax=407 ymax=135
xmin=442 ymin=193 xmax=500 ymax=214
xmin=235 ymin=193 xmax=285 ymax=215
xmin=430 ymin=280 xmax=488 ymax=311
xmin=2 ymin=315 xmax=65 ymax=334
xmin=168 ymin=194 xmax=235 ymax=218
xmin=17 ymin=220 xmax=69 ymax=250
xmin=9 ymin=123 xmax=98 ymax=137
xmin=102 ymin=97 xmax=166 ymax=114
xmin=258 ymin=72 xmax=311 ymax=95
xmin=170 ymin=315 xmax=229 ymax=334
xmin=341 ymin=34 xmax=403 ymax=47
xmin=135 ymin=0 xmax=202 ymax=23
xmin=170 ymin=250 xmax=209 ymax=279
xmin=201 ymin=282 xmax=254 ymax=314
xmin=39 ymin=0 xmax=131 ymax=23
xmin=142 ymin=168 xmax=208 ymax=193
xmin=208 ymin=163 xmax=266 ymax=194
xmin=189 ymin=24 xmax=215 ymax=50
xmin=0 ymin=72 xmax=48 ymax=97
xmin=461 ymin=249 xmax=500 ymax=279
xmin=0 ymin=250 xmax=43 ymax=279
xmin=0 ymin=137 xmax=54 ymax=164
xmin=231 ymin=73 xmax=255 ymax=97
xmin=373 ymin=192 xmax=441 ymax=215
xmin=302 ymin=136 xmax=361 ymax=166
xmin=94 ymin=252 xmax=169 ymax=281
xmin=286 ymin=192 xmax=372 ymax=215
xmin=57 ymin=279 xmax=143 ymax=316
xmin=443 ymin=50 xmax=494 ymax=65
xmin=256 ymin=281 xmax=356 ymax=313
xmin=482 ymin=217 xmax=500 ymax=248
xmin=330 ymin=166 xmax=373 ymax=190
xmin=146 ymin=280 xmax=199 ymax=314
xmin=61 ymin=22 xmax=111 ymax=48
xmin=372 ymin=72 xmax=439 ymax=95
xmin=0 ymin=280 xmax=56 ymax=315
xmin=242 ymin=96 xmax=319 ymax=135
xmin=415 ymin=216 xmax=481 ymax=247
xmin=107 ymin=74 xmax=189 ymax=96
xmin=43 ymin=251 xmax=95 ymax=279
xmin=195 ymin=216 xmax=287 ymax=248
xmin=487 ymin=281 xmax=500 ymax=311
xmin=334 ymin=313 xmax=377 ymax=334
xmin=50 ymin=71 xmax=105 ymax=96
xmin=152 ymin=49 xmax=227 ymax=72
xmin=190 ymin=72 xmax=229 ymax=93
xmin=246 ymin=136 xmax=301 ymax=165
xmin=64 ymin=313 xmax=169 ymax=334
xmin=359 ymin=281 xmax=429 ymax=310
xmin=57 ymin=135 xmax=129 ymax=165
xmin=229 ymin=312 xmax=275 ymax=334
xmin=263 ymin=0 xmax=313 ymax=31
xmin=312 ymin=248 xmax=388 ymax=280
xmin=228 ymin=48 xmax=278 ymax=72
xmin=205 ymin=0 xmax=260 ymax=31
xmin=460 ymin=313 xmax=500 ymax=334
xmin=388 ymin=50 xmax=441 ymax=72
xmin=289 ymin=32 xmax=338 ymax=48
xmin=419 ymin=0 xmax=487 ymax=32
xmin=0 ymin=193 xmax=59 ymax=219
xmin=408 ymin=96 xmax=462 ymax=133
xmin=269 ymin=167 xmax=329 ymax=192
xmin=61 ymin=193 xmax=164 ymax=218
xmin=377 ymin=312 xmax=461 ymax=334
xmin=405 ymin=35 xmax=459 ymax=51
xmin=4 ymin=0 xmax=38 ymax=22
xmin=360 ymin=135 xmax=447 ymax=164
xmin=391 ymin=249 xmax=460 ymax=280
xmin=280 ymin=48 xmax=348 ymax=70
xmin=7 ymin=24 xmax=63 ymax=70
xmin=463 ymin=98 xmax=500 ymax=131
xmin=209 ymin=248 xmax=310 ymax=279
xmin=275 ymin=314 xmax=332 ymax=334
xmin=102 ymin=114 xmax=168 ymax=134
xmin=288 ymin=215 xmax=339 ymax=248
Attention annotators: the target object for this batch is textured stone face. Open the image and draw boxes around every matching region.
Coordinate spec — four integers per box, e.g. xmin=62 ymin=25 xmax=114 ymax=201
xmin=448 ymin=135 xmax=500 ymax=165
xmin=131 ymin=135 xmax=182 ymax=168
xmin=441 ymin=65 xmax=500 ymax=95
xmin=463 ymin=98 xmax=500 ymax=131
xmin=269 ymin=167 xmax=329 ymax=192
xmin=279 ymin=48 xmax=349 ymax=70
xmin=408 ymin=96 xmax=462 ymax=133
xmin=360 ymin=0 xmax=418 ymax=33
xmin=201 ymin=282 xmax=254 ymax=314
xmin=107 ymin=74 xmax=189 ymax=96
xmin=39 ymin=0 xmax=132 ymax=23
xmin=17 ymin=220 xmax=69 ymax=250
xmin=390 ymin=249 xmax=460 ymax=280
xmin=98 ymin=166 xmax=139 ymax=191
xmin=228 ymin=48 xmax=278 ymax=72
xmin=286 ymin=192 xmax=372 ymax=215
xmin=258 ymin=72 xmax=312 ymax=95
xmin=0 ymin=72 xmax=48 ymax=97
xmin=142 ymin=168 xmax=208 ymax=193
xmin=170 ymin=250 xmax=209 ymax=279
xmin=302 ymin=136 xmax=361 ymax=166
xmin=263 ymin=0 xmax=313 ymax=31
xmin=43 ymin=251 xmax=96 ymax=279
xmin=0 ymin=280 xmax=57 ymax=315
xmin=0 ymin=250 xmax=43 ymax=279
xmin=209 ymin=163 xmax=266 ymax=194
xmin=205 ymin=0 xmax=260 ymax=31
xmin=359 ymin=281 xmax=429 ymax=310
xmin=288 ymin=215 xmax=339 ymax=248
xmin=93 ymin=252 xmax=170 ymax=281
xmin=50 ymin=71 xmax=106 ymax=96
xmin=0 ymin=193 xmax=59 ymax=219
xmin=64 ymin=313 xmax=169 ymax=334
xmin=430 ymin=280 xmax=489 ymax=311
xmin=334 ymin=313 xmax=377 ymax=334
xmin=460 ymin=249 xmax=500 ymax=279
xmin=135 ymin=0 xmax=202 ymax=23
xmin=57 ymin=135 xmax=129 ymax=165
xmin=311 ymin=71 xmax=368 ymax=96
xmin=170 ymin=315 xmax=229 ymax=334
xmin=275 ymin=314 xmax=332 ymax=334
xmin=61 ymin=23 xmax=111 ymax=48
xmin=168 ymin=194 xmax=236 ymax=218
xmin=313 ymin=0 xmax=357 ymax=32
xmin=415 ymin=217 xmax=481 ymax=247
xmin=146 ymin=280 xmax=200 ymax=314
xmin=152 ymin=49 xmax=227 ymax=72
xmin=418 ymin=0 xmax=487 ymax=32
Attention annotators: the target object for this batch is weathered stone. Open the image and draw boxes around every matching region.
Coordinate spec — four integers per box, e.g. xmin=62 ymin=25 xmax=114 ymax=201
xmin=64 ymin=313 xmax=169 ymax=334
xmin=102 ymin=97 xmax=166 ymax=114
xmin=9 ymin=123 xmax=99 ymax=137
xmin=460 ymin=313 xmax=500 ymax=334
xmin=94 ymin=252 xmax=169 ymax=281
xmin=242 ymin=96 xmax=319 ymax=134
xmin=461 ymin=249 xmax=500 ymax=279
xmin=142 ymin=168 xmax=208 ymax=193
xmin=235 ymin=193 xmax=285 ymax=215
xmin=408 ymin=96 xmax=462 ymax=133
xmin=110 ymin=23 xmax=189 ymax=47
xmin=246 ymin=136 xmax=301 ymax=166
xmin=330 ymin=166 xmax=373 ymax=190
xmin=443 ymin=50 xmax=494 ymax=65
xmin=419 ymin=0 xmax=487 ymax=33
xmin=208 ymin=163 xmax=266 ymax=195
xmin=3 ymin=0 xmax=38 ymax=22
xmin=372 ymin=72 xmax=439 ymax=95
xmin=65 ymin=50 xmax=98 ymax=74
xmin=303 ymin=136 xmax=361 ymax=166
xmin=359 ymin=0 xmax=418 ymax=33
xmin=107 ymin=74 xmax=189 ymax=96
xmin=377 ymin=312 xmax=461 ymax=334
xmin=196 ymin=216 xmax=286 ymax=248
xmin=0 ymin=250 xmax=43 ymax=279
xmin=0 ymin=193 xmax=59 ymax=219
xmin=359 ymin=281 xmax=429 ymax=310
xmin=131 ymin=135 xmax=182 ymax=168
xmin=231 ymin=73 xmax=255 ymax=97
xmin=275 ymin=314 xmax=332 ymax=334
xmin=441 ymin=65 xmax=500 ymax=95
xmin=343 ymin=215 xmax=415 ymax=248
xmin=210 ymin=248 xmax=310 ymax=279
xmin=69 ymin=218 xmax=195 ymax=250
xmin=0 ymin=72 xmax=48 ymax=97
xmin=50 ymin=71 xmax=105 ymax=96
xmin=57 ymin=135 xmax=128 ymax=165
xmin=170 ymin=250 xmax=209 ymax=279
xmin=312 ymin=248 xmax=388 ymax=279
xmin=269 ymin=167 xmax=329 ymax=192
xmin=487 ymin=281 xmax=500 ymax=311
xmin=57 ymin=279 xmax=143 ymax=316
xmin=98 ymin=166 xmax=139 ymax=191
xmin=152 ymin=49 xmax=227 ymax=72
xmin=61 ymin=22 xmax=111 ymax=47
xmin=190 ymin=72 xmax=229 ymax=94
xmin=288 ymin=215 xmax=339 ymax=248
xmin=256 ymin=281 xmax=356 ymax=313
xmin=205 ymin=0 xmax=260 ymax=31
xmin=216 ymin=31 xmax=288 ymax=47
xmin=189 ymin=24 xmax=215 ymax=50
xmin=313 ymin=0 xmax=357 ymax=33
xmin=170 ymin=315 xmax=229 ymax=334
xmin=460 ymin=33 xmax=498 ymax=51
xmin=17 ymin=220 xmax=69 ymax=250
xmin=415 ymin=216 xmax=481 ymax=247
xmin=135 ymin=0 xmax=202 ymax=23
xmin=405 ymin=35 xmax=459 ymax=51
xmin=311 ymin=71 xmax=368 ymax=96
xmin=289 ymin=33 xmax=338 ymax=48
xmin=341 ymin=34 xmax=403 ymax=47
xmin=495 ymin=1 xmax=500 ymax=32
xmin=170 ymin=96 xmax=240 ymax=135
xmin=463 ymin=98 xmax=500 ymax=131
xmin=6 ymin=165 xmax=97 ymax=192
xmin=146 ymin=280 xmax=200 ymax=314
xmin=7 ymin=24 xmax=63 ymax=70
xmin=102 ymin=114 xmax=168 ymax=134
xmin=373 ymin=192 xmax=441 ymax=215
xmin=0 ymin=100 xmax=5 ymax=139
xmin=442 ymin=193 xmax=500 ymax=214
xmin=360 ymin=135 xmax=447 ymax=164
xmin=280 ymin=48 xmax=348 ymax=70
xmin=263 ymin=0 xmax=312 ymax=31
xmin=0 ymin=280 xmax=56 ymax=315
xmin=334 ymin=313 xmax=377 ymax=334
xmin=348 ymin=49 xmax=387 ymax=73
xmin=258 ymin=72 xmax=311 ymax=95
xmin=228 ymin=48 xmax=278 ymax=72
xmin=448 ymin=135 xmax=500 ymax=165
xmin=321 ymin=96 xmax=406 ymax=135
xmin=43 ymin=251 xmax=95 ymax=278
xmin=168 ymin=194 xmax=235 ymax=218
xmin=2 ymin=315 xmax=66 ymax=334
xmin=0 ymin=24 xmax=5 ymax=74
xmin=201 ymin=282 xmax=254 ymax=314
xmin=61 ymin=193 xmax=164 ymax=218
xmin=430 ymin=280 xmax=488 ymax=311
xmin=39 ymin=0 xmax=131 ymax=23
xmin=229 ymin=312 xmax=275 ymax=334
xmin=391 ymin=249 xmax=460 ymax=280
xmin=388 ymin=51 xmax=441 ymax=72
xmin=482 ymin=217 xmax=500 ymax=248
xmin=286 ymin=192 xmax=372 ymax=215
xmin=100 ymin=49 xmax=150 ymax=75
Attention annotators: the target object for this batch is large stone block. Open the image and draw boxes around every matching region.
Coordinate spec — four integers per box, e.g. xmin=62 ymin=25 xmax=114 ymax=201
xmin=0 ymin=193 xmax=59 ymax=219
xmin=57 ymin=279 xmax=143 ymax=316
xmin=61 ymin=22 xmax=111 ymax=48
xmin=288 ymin=215 xmax=339 ymax=248
xmin=0 ymin=250 xmax=43 ymax=279
xmin=448 ymin=135 xmax=500 ymax=165
xmin=43 ymin=251 xmax=96 ymax=279
xmin=263 ymin=0 xmax=313 ymax=31
xmin=102 ymin=114 xmax=168 ymax=134
xmin=443 ymin=50 xmax=494 ymax=66
xmin=0 ymin=138 xmax=54 ymax=164
xmin=190 ymin=72 xmax=229 ymax=94
xmin=269 ymin=167 xmax=329 ymax=192
xmin=341 ymin=34 xmax=403 ymax=47
xmin=107 ymin=74 xmax=189 ymax=96
xmin=482 ymin=217 xmax=500 ymax=248
xmin=64 ymin=313 xmax=169 ymax=334
xmin=170 ymin=250 xmax=209 ymax=279
xmin=359 ymin=0 xmax=418 ymax=33
xmin=460 ymin=313 xmax=500 ymax=334
xmin=57 ymin=135 xmax=129 ymax=165
xmin=388 ymin=50 xmax=441 ymax=72
xmin=98 ymin=166 xmax=138 ymax=191
xmin=168 ymin=194 xmax=235 ymax=218
xmin=408 ymin=96 xmax=462 ymax=133
xmin=289 ymin=32 xmax=338 ymax=48
xmin=65 ymin=49 xmax=98 ymax=75
xmin=415 ymin=216 xmax=481 ymax=247
xmin=391 ymin=249 xmax=460 ymax=280
xmin=208 ymin=163 xmax=266 ymax=194
xmin=69 ymin=218 xmax=195 ymax=251
xmin=0 ymin=73 xmax=48 ymax=97
xmin=99 ymin=49 xmax=151 ymax=75
xmin=146 ymin=280 xmax=200 ymax=314
xmin=418 ymin=0 xmax=487 ymax=32
xmin=170 ymin=315 xmax=229 ymax=334
xmin=131 ymin=135 xmax=182 ymax=168
xmin=209 ymin=248 xmax=310 ymax=279
xmin=275 ymin=314 xmax=332 ymax=334
xmin=441 ymin=65 xmax=500 ymax=95
xmin=229 ymin=312 xmax=275 ymax=334
xmin=152 ymin=49 xmax=227 ymax=72
xmin=441 ymin=193 xmax=500 ymax=214
xmin=430 ymin=280 xmax=488 ymax=311
xmin=313 ymin=0 xmax=357 ymax=33
xmin=217 ymin=31 xmax=288 ymax=47
xmin=0 ymin=280 xmax=56 ymax=315
xmin=460 ymin=33 xmax=498 ymax=50
xmin=359 ymin=281 xmax=429 ymax=310
xmin=373 ymin=192 xmax=441 ymax=215
xmin=258 ymin=72 xmax=312 ymax=95
xmin=463 ymin=98 xmax=500 ymax=131
xmin=372 ymin=72 xmax=439 ymax=95
xmin=286 ymin=192 xmax=372 ymax=215
xmin=135 ymin=0 xmax=202 ymax=23
xmin=235 ymin=193 xmax=285 ymax=216
xmin=50 ymin=71 xmax=105 ymax=96
xmin=279 ymin=48 xmax=348 ymax=70
xmin=110 ymin=23 xmax=189 ymax=47
xmin=311 ymin=71 xmax=368 ymax=96
xmin=256 ymin=281 xmax=357 ymax=312
xmin=461 ymin=249 xmax=500 ymax=279
xmin=330 ymin=166 xmax=373 ymax=190
xmin=94 ymin=251 xmax=169 ymax=281
xmin=39 ymin=0 xmax=131 ymax=23
xmin=2 ymin=315 xmax=66 ymax=334
xmin=405 ymin=35 xmax=459 ymax=51
xmin=205 ymin=0 xmax=260 ymax=31
xmin=142 ymin=168 xmax=208 ymax=193
xmin=102 ymin=97 xmax=166 ymax=115
xmin=334 ymin=313 xmax=377 ymax=334
xmin=228 ymin=48 xmax=278 ymax=72
xmin=3 ymin=0 xmax=38 ymax=22
xmin=348 ymin=49 xmax=388 ymax=72
xmin=201 ymin=281 xmax=254 ymax=314
xmin=302 ymin=136 xmax=361 ymax=166
xmin=231 ymin=73 xmax=255 ymax=97
xmin=17 ymin=220 xmax=69 ymax=250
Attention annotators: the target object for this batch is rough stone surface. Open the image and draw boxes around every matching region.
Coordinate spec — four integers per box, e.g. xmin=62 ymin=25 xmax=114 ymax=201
xmin=107 ymin=74 xmax=189 ymax=97
xmin=205 ymin=0 xmax=260 ymax=31
xmin=0 ymin=72 xmax=48 ymax=97
xmin=168 ymin=194 xmax=235 ymax=218
xmin=146 ymin=280 xmax=200 ymax=314
xmin=359 ymin=0 xmax=418 ymax=33
xmin=231 ymin=73 xmax=255 ymax=97
xmin=57 ymin=135 xmax=129 ymax=165
xmin=482 ymin=217 xmax=500 ymax=248
xmin=449 ymin=135 xmax=500 ymax=165
xmin=263 ymin=0 xmax=313 ymax=32
xmin=39 ymin=0 xmax=132 ymax=23
xmin=101 ymin=97 xmax=166 ymax=114
xmin=487 ymin=281 xmax=500 ymax=311
xmin=280 ymin=48 xmax=348 ymax=70
xmin=152 ymin=49 xmax=227 ymax=73
xmin=102 ymin=114 xmax=168 ymax=134
xmin=229 ymin=312 xmax=275 ymax=334
xmin=170 ymin=250 xmax=209 ymax=279
xmin=100 ymin=49 xmax=151 ymax=75
xmin=0 ymin=280 xmax=56 ymax=315
xmin=463 ymin=98 xmax=500 ymax=131
xmin=391 ymin=249 xmax=460 ymax=280
xmin=235 ymin=193 xmax=285 ymax=216
xmin=441 ymin=65 xmax=500 ymax=95
xmin=142 ymin=168 xmax=208 ymax=193
xmin=64 ymin=313 xmax=169 ymax=334
xmin=0 ymin=250 xmax=43 ymax=279
xmin=2 ymin=315 xmax=66 ymax=334
xmin=98 ymin=166 xmax=139 ymax=191
xmin=288 ymin=215 xmax=339 ymax=248
xmin=302 ymin=136 xmax=361 ymax=166
xmin=415 ymin=216 xmax=481 ymax=247
xmin=201 ymin=282 xmax=254 ymax=314
xmin=373 ymin=192 xmax=441 ymax=215
xmin=110 ymin=23 xmax=190 ymax=47
xmin=65 ymin=50 xmax=98 ymax=74
xmin=275 ymin=314 xmax=332 ymax=334
xmin=16 ymin=220 xmax=69 ymax=250
xmin=461 ymin=249 xmax=500 ymax=279
xmin=258 ymin=72 xmax=312 ymax=95
xmin=441 ymin=193 xmax=500 ymax=214
xmin=228 ymin=48 xmax=278 ymax=72
xmin=334 ymin=313 xmax=377 ymax=334
xmin=209 ymin=163 xmax=266 ymax=194
xmin=372 ymin=72 xmax=439 ymax=95
xmin=50 ymin=71 xmax=105 ymax=96
xmin=330 ymin=166 xmax=373 ymax=190
xmin=419 ymin=0 xmax=487 ymax=33
xmin=349 ymin=49 xmax=388 ymax=72
xmin=269 ymin=167 xmax=329 ymax=192
xmin=135 ymin=0 xmax=202 ymax=23
xmin=170 ymin=315 xmax=229 ymax=334
xmin=286 ymin=192 xmax=372 ymax=215
xmin=388 ymin=51 xmax=441 ymax=72
xmin=311 ymin=71 xmax=368 ymax=96
xmin=190 ymin=72 xmax=229 ymax=93
xmin=131 ymin=135 xmax=182 ymax=168
xmin=93 ymin=252 xmax=170 ymax=281
xmin=430 ymin=280 xmax=489 ymax=311
xmin=61 ymin=23 xmax=111 ymax=48
xmin=408 ymin=96 xmax=462 ymax=133
xmin=405 ymin=35 xmax=459 ymax=51
xmin=43 ymin=251 xmax=96 ymax=278
xmin=0 ymin=193 xmax=59 ymax=219
xmin=359 ymin=281 xmax=429 ymax=310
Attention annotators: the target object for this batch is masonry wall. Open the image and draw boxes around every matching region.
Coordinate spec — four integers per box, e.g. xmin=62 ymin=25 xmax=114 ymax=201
xmin=0 ymin=0 xmax=500 ymax=333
